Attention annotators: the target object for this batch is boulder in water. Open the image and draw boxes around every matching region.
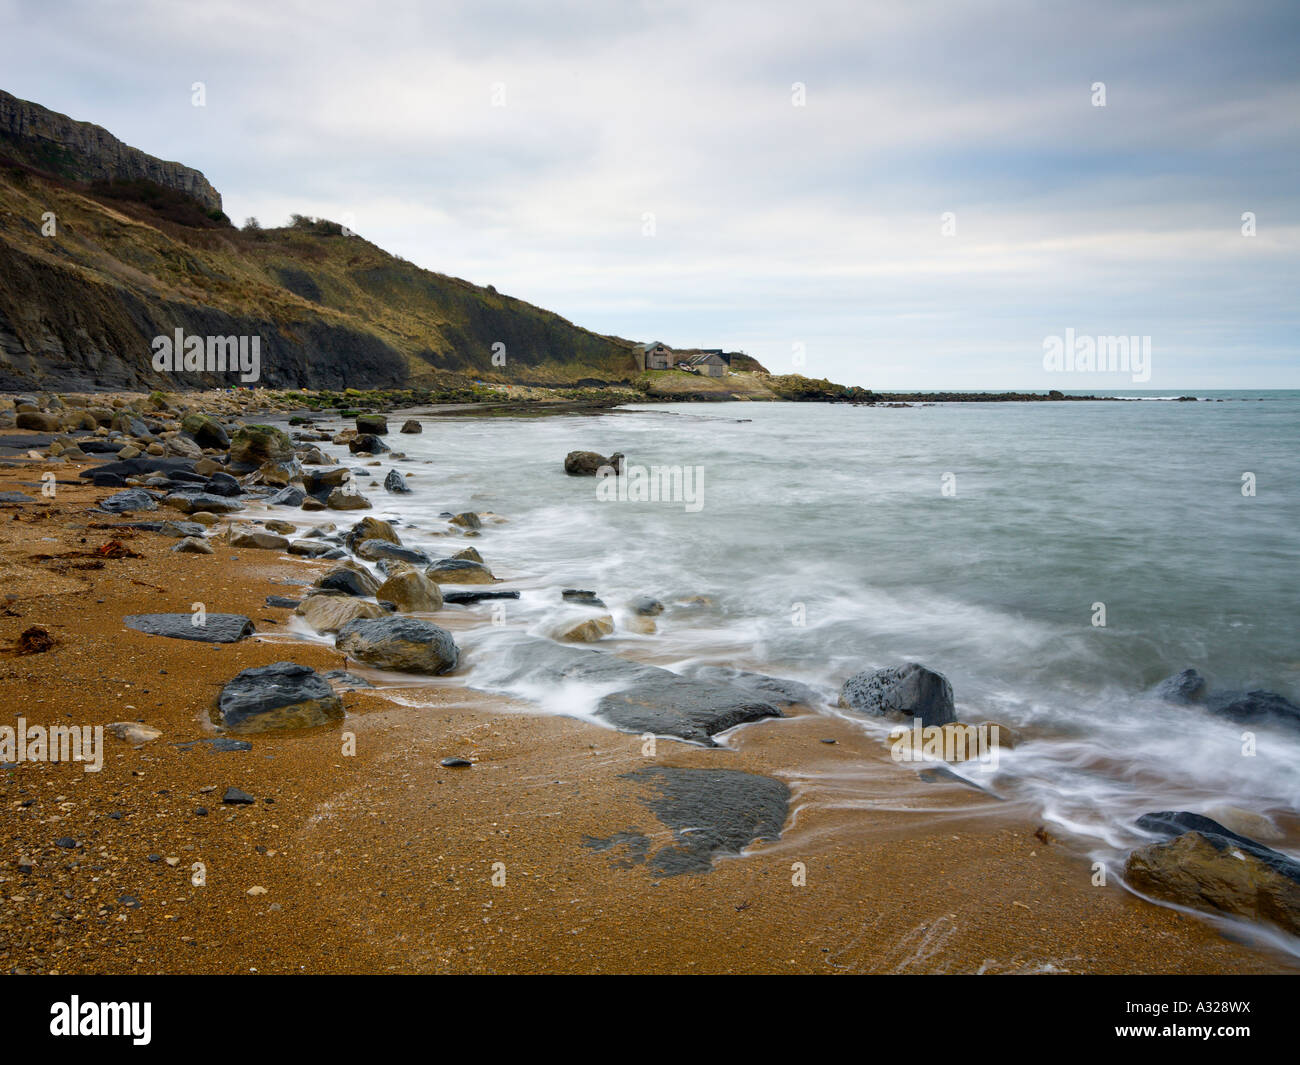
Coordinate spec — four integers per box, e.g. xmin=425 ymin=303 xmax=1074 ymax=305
xmin=838 ymin=662 xmax=956 ymax=727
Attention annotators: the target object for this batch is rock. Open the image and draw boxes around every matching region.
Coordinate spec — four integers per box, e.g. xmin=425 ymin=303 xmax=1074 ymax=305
xmin=597 ymin=676 xmax=784 ymax=745
xmin=441 ymin=590 xmax=520 ymax=604
xmin=327 ymin=487 xmax=371 ymax=510
xmin=400 ymin=419 xmax=422 ymax=434
xmin=265 ymin=484 xmax=307 ymax=507
xmin=214 ymin=661 xmax=344 ymax=733
xmin=383 ymin=469 xmax=410 ymax=494
xmin=124 ymin=613 xmax=254 ymax=643
xmin=164 ymin=492 xmax=244 ymax=515
xmin=180 ymin=413 xmax=230 ymax=449
xmin=1202 ymin=805 xmax=1285 ymax=843
xmin=229 ymin=528 xmax=290 ymax=551
xmin=375 ymin=566 xmax=444 ymax=612
xmin=295 ymin=594 xmax=387 ymax=634
xmin=335 ymin=616 xmax=459 ymax=674
xmin=265 ymin=519 xmax=297 ymax=534
xmin=551 ymin=614 xmax=614 ymax=642
xmin=1126 ymin=822 xmax=1300 ymax=935
xmin=315 ymin=562 xmax=380 ymax=598
xmin=686 ymin=666 xmax=820 ymax=708
xmin=99 ymin=488 xmax=157 ymax=514
xmin=1156 ymin=668 xmax=1208 ymax=703
xmin=586 ymin=766 xmax=788 ymax=876
xmin=303 ymin=467 xmax=351 ymax=498
xmin=15 ymin=411 xmax=63 ymax=432
xmin=449 ymin=511 xmax=481 ymax=530
xmin=1204 ymin=689 xmax=1300 ymax=732
xmin=349 ymin=433 xmax=389 ymax=454
xmin=356 ymin=540 xmax=430 ymax=565
xmin=427 ymin=558 xmax=495 ymax=584
xmin=838 ymin=662 xmax=956 ymax=727
xmin=107 ymin=722 xmax=162 ymax=744
xmin=564 ymin=450 xmax=624 ymax=476
xmin=228 ymin=424 xmax=294 ymax=469
xmin=452 ymin=547 xmax=482 ymax=563
xmin=172 ymin=536 xmax=213 ymax=554
xmin=625 ymin=616 xmax=657 ymax=634
xmin=204 ymin=472 xmax=243 ymax=497
xmin=256 ymin=458 xmax=302 ymax=486
xmin=166 ymin=434 xmax=203 ymax=459
xmin=356 ymin=413 xmax=388 ymax=435
xmin=629 ymin=595 xmax=664 ymax=616
xmin=345 ymin=516 xmax=400 ymax=551
xmin=288 ymin=539 xmax=338 ymax=558
xmin=1155 ymin=668 xmax=1300 ymax=732
xmin=222 ymin=787 xmax=255 ymax=804
xmin=440 ymin=757 xmax=472 ymax=768
xmin=266 ymin=595 xmax=301 ymax=608
xmin=562 ymin=589 xmax=605 ymax=607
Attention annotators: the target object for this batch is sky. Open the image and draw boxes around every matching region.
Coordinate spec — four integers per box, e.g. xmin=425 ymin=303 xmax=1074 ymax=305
xmin=1 ymin=0 xmax=1297 ymax=389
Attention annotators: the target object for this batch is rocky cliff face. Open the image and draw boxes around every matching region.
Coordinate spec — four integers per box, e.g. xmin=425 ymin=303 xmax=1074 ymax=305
xmin=0 ymin=89 xmax=222 ymax=214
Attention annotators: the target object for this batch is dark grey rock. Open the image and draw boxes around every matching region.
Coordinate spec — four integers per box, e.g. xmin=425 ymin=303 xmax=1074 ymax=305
xmin=335 ymin=616 xmax=459 ymax=675
xmin=315 ymin=564 xmax=380 ymax=598
xmin=597 ymin=677 xmax=783 ymax=745
xmin=687 ymin=665 xmax=822 ymax=708
xmin=442 ymin=590 xmax=520 ymax=604
xmin=99 ymin=488 xmax=158 ymax=513
xmin=222 ymin=787 xmax=255 ymax=804
xmin=440 ymin=757 xmax=472 ymax=768
xmin=606 ymin=766 xmax=788 ymax=875
xmin=164 ymin=492 xmax=245 ymax=515
xmin=1156 ymin=668 xmax=1208 ymax=704
xmin=124 ymin=613 xmax=254 ymax=643
xmin=265 ymin=484 xmax=307 ymax=507
xmin=349 ymin=433 xmax=389 ymax=454
xmin=214 ymin=661 xmax=344 ymax=733
xmin=205 ymin=472 xmax=243 ymax=497
xmin=383 ymin=469 xmax=410 ymax=494
xmin=355 ymin=539 xmax=430 ymax=565
xmin=839 ymin=662 xmax=956 ymax=727
xmin=562 ymin=589 xmax=605 ymax=607
xmin=629 ymin=595 xmax=664 ymax=616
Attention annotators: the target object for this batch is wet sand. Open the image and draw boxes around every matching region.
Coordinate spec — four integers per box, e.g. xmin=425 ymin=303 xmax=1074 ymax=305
xmin=0 ymin=452 xmax=1292 ymax=975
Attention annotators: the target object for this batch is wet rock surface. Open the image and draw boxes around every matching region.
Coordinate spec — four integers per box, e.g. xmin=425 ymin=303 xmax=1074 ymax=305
xmin=335 ymin=616 xmax=459 ymax=674
xmin=839 ymin=662 xmax=956 ymax=727
xmin=124 ymin=613 xmax=254 ymax=643
xmin=585 ymin=767 xmax=789 ymax=876
xmin=214 ymin=661 xmax=344 ymax=733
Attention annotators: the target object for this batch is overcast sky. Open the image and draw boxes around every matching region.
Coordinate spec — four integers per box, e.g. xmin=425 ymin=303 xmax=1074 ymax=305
xmin=2 ymin=0 xmax=1297 ymax=389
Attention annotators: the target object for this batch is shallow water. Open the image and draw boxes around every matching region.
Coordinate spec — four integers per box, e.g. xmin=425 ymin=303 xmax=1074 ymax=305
xmin=287 ymin=393 xmax=1300 ymax=943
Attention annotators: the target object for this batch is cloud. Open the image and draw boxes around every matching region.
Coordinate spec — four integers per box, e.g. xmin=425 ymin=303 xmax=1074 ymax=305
xmin=1 ymin=0 xmax=1296 ymax=386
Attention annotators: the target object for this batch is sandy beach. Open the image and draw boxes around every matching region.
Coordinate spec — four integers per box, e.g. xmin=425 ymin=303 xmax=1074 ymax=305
xmin=0 ymin=426 xmax=1292 ymax=976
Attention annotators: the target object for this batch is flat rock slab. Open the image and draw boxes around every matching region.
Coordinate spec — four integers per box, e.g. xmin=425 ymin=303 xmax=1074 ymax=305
xmin=443 ymin=590 xmax=520 ymax=604
xmin=0 ymin=491 xmax=35 ymax=503
xmin=596 ymin=677 xmax=783 ymax=745
xmin=124 ymin=613 xmax=255 ymax=643
xmin=585 ymin=766 xmax=789 ymax=876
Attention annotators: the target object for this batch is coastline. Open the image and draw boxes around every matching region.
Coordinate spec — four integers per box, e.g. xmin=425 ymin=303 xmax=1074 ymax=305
xmin=0 ymin=393 xmax=1294 ymax=974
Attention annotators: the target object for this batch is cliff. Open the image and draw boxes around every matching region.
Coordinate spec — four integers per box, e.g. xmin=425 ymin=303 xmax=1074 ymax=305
xmin=0 ymin=89 xmax=222 ymax=215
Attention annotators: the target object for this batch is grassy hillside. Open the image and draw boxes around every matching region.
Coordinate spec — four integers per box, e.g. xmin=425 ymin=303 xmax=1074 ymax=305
xmin=0 ymin=160 xmax=648 ymax=391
